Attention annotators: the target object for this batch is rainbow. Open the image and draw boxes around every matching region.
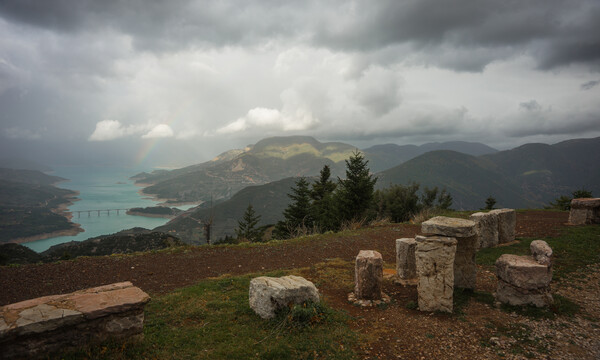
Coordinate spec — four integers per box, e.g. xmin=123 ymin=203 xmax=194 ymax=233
xmin=134 ymin=119 xmax=178 ymax=167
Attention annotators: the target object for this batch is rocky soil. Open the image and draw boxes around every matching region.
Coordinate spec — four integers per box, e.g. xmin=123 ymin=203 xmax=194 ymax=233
xmin=1 ymin=210 xmax=598 ymax=359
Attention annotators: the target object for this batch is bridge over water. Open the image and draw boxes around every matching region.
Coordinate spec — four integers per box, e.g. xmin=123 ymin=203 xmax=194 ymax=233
xmin=73 ymin=209 xmax=130 ymax=217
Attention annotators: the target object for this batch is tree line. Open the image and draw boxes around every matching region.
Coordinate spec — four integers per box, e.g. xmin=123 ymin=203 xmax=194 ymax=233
xmin=226 ymin=151 xmax=453 ymax=243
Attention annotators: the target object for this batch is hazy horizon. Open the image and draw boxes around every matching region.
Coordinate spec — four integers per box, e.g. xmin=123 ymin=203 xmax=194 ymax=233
xmin=1 ymin=1 xmax=599 ymax=168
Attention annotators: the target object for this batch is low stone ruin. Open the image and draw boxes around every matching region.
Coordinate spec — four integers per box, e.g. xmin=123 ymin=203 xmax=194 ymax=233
xmin=470 ymin=208 xmax=516 ymax=248
xmin=495 ymin=240 xmax=553 ymax=307
xmin=249 ymin=275 xmax=320 ymax=319
xmin=0 ymin=282 xmax=150 ymax=360
xmin=569 ymin=198 xmax=600 ymax=225
xmin=470 ymin=211 xmax=499 ymax=248
xmin=415 ymin=235 xmax=457 ymax=313
xmin=348 ymin=250 xmax=390 ymax=306
xmin=490 ymin=208 xmax=516 ymax=244
xmin=421 ymin=216 xmax=478 ymax=289
xmin=396 ymin=238 xmax=417 ymax=284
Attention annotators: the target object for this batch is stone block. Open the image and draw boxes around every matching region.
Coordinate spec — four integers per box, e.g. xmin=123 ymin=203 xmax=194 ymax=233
xmin=569 ymin=198 xmax=600 ymax=225
xmin=496 ymin=280 xmax=552 ymax=307
xmin=415 ymin=235 xmax=457 ymax=313
xmin=0 ymin=282 xmax=149 ymax=360
xmin=421 ymin=216 xmax=476 ymax=237
xmin=396 ymin=238 xmax=417 ymax=280
xmin=421 ymin=216 xmax=478 ymax=289
xmin=249 ymin=275 xmax=319 ymax=319
xmin=530 ymin=240 xmax=553 ymax=266
xmin=453 ymin=234 xmax=478 ymax=289
xmin=354 ymin=250 xmax=384 ymax=300
xmin=470 ymin=212 xmax=499 ymax=249
xmin=495 ymin=254 xmax=553 ymax=307
xmin=496 ymin=254 xmax=552 ymax=289
xmin=490 ymin=209 xmax=516 ymax=244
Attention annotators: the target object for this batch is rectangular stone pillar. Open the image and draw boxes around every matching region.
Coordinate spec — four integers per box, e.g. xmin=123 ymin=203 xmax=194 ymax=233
xmin=470 ymin=212 xmax=499 ymax=249
xmin=490 ymin=209 xmax=516 ymax=244
xmin=421 ymin=216 xmax=478 ymax=289
xmin=569 ymin=198 xmax=600 ymax=225
xmin=396 ymin=238 xmax=417 ymax=280
xmin=415 ymin=235 xmax=457 ymax=313
xmin=354 ymin=250 xmax=383 ymax=301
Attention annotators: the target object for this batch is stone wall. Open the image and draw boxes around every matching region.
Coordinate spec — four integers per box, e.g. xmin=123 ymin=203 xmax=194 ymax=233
xmin=0 ymin=282 xmax=150 ymax=359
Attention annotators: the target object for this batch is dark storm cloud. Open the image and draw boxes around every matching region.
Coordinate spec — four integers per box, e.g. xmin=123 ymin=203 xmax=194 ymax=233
xmin=519 ymin=100 xmax=542 ymax=112
xmin=313 ymin=0 xmax=600 ymax=71
xmin=1 ymin=0 xmax=599 ymax=71
xmin=581 ymin=80 xmax=600 ymax=90
xmin=0 ymin=0 xmax=303 ymax=51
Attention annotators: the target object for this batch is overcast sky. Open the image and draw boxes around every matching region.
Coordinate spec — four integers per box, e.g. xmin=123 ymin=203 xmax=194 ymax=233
xmin=1 ymin=0 xmax=599 ymax=168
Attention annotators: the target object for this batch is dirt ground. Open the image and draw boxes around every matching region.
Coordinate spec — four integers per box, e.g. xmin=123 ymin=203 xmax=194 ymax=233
xmin=2 ymin=210 xmax=598 ymax=359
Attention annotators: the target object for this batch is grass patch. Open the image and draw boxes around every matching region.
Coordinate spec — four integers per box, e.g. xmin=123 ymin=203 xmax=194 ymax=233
xmin=476 ymin=225 xmax=600 ymax=279
xmin=57 ymin=272 xmax=357 ymax=359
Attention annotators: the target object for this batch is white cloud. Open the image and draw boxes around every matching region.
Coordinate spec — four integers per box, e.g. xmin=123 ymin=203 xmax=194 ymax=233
xmin=142 ymin=124 xmax=174 ymax=139
xmin=217 ymin=106 xmax=318 ymax=135
xmin=88 ymin=119 xmax=142 ymax=141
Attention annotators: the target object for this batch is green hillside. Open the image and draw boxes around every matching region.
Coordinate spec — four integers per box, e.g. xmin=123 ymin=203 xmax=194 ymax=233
xmin=377 ymin=151 xmax=531 ymax=210
xmin=0 ymin=169 xmax=79 ymax=244
xmin=0 ymin=168 xmax=65 ymax=186
xmin=377 ymin=137 xmax=600 ymax=209
xmin=483 ymin=137 xmax=600 ymax=204
xmin=155 ymin=177 xmax=299 ymax=243
xmin=135 ymin=137 xmax=353 ymax=203
xmin=364 ymin=141 xmax=498 ymax=172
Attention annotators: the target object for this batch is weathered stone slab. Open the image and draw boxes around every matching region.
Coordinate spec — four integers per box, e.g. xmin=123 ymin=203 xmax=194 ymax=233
xmin=530 ymin=240 xmax=553 ymax=266
xmin=569 ymin=198 xmax=600 ymax=225
xmin=496 ymin=280 xmax=552 ymax=307
xmin=354 ymin=250 xmax=384 ymax=301
xmin=421 ymin=216 xmax=478 ymax=289
xmin=496 ymin=254 xmax=552 ymax=289
xmin=415 ymin=235 xmax=457 ymax=313
xmin=421 ymin=216 xmax=476 ymax=237
xmin=490 ymin=209 xmax=516 ymax=244
xmin=249 ymin=275 xmax=319 ymax=319
xmin=470 ymin=212 xmax=499 ymax=249
xmin=495 ymin=253 xmax=553 ymax=307
xmin=396 ymin=238 xmax=417 ymax=280
xmin=0 ymin=281 xmax=150 ymax=360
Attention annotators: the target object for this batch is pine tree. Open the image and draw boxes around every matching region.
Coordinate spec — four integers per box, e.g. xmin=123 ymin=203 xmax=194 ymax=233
xmin=484 ymin=196 xmax=497 ymax=210
xmin=310 ymin=165 xmax=338 ymax=231
xmin=235 ymin=204 xmax=264 ymax=242
xmin=275 ymin=177 xmax=313 ymax=238
xmin=335 ymin=150 xmax=377 ymax=223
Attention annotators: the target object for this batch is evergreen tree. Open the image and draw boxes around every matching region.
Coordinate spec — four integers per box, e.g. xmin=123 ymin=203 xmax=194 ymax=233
xmin=275 ymin=177 xmax=313 ymax=238
xmin=310 ymin=165 xmax=338 ymax=231
xmin=436 ymin=189 xmax=453 ymax=210
xmin=335 ymin=150 xmax=377 ymax=223
xmin=373 ymin=183 xmax=420 ymax=222
xmin=484 ymin=196 xmax=497 ymax=210
xmin=235 ymin=204 xmax=264 ymax=242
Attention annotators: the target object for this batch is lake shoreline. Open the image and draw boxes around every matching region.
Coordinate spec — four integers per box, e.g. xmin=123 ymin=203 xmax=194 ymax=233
xmin=134 ymin=183 xmax=203 ymax=207
xmin=9 ymin=188 xmax=84 ymax=245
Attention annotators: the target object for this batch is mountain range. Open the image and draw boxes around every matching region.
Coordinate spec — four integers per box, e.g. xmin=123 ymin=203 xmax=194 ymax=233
xmin=133 ymin=136 xmax=499 ymax=204
xmin=151 ymin=136 xmax=599 ymax=243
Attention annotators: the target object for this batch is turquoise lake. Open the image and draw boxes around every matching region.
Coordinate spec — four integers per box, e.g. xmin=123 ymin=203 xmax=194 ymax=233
xmin=24 ymin=166 xmax=195 ymax=253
